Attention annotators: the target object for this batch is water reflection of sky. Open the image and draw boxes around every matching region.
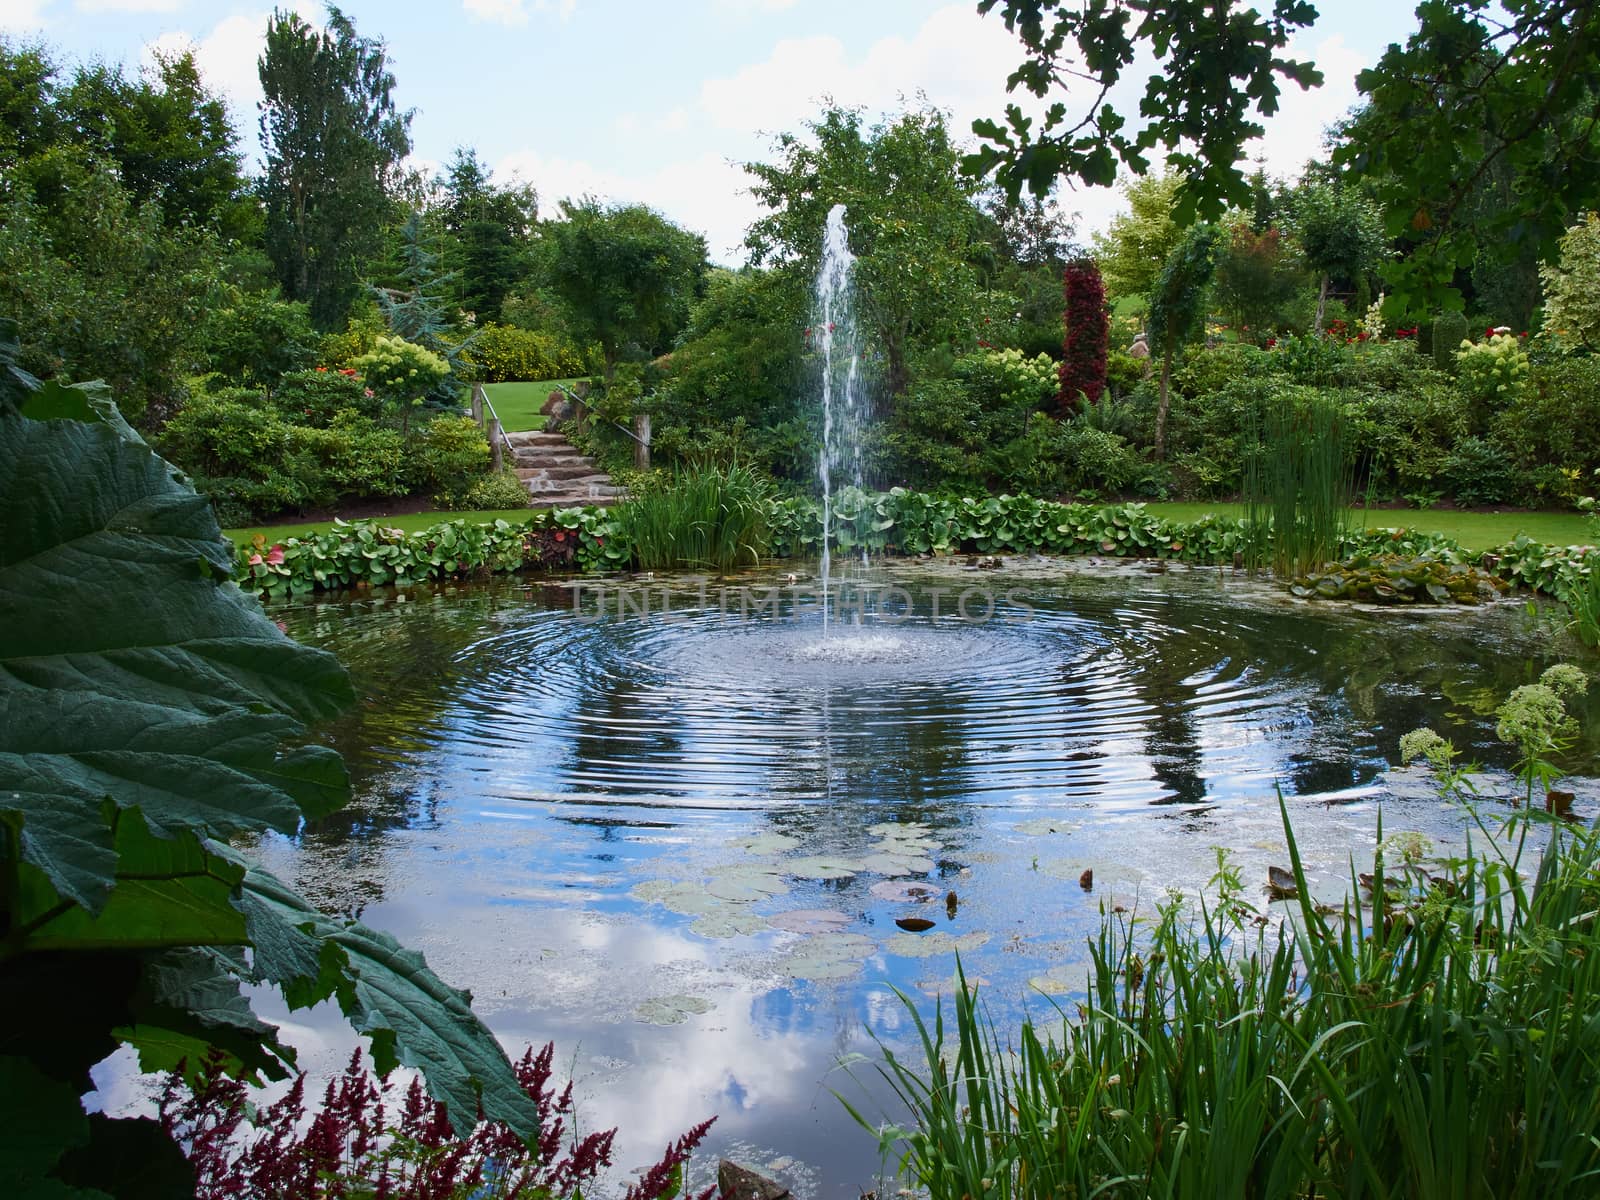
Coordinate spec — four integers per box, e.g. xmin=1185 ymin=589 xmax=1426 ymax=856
xmin=249 ymin=563 xmax=1599 ymax=1198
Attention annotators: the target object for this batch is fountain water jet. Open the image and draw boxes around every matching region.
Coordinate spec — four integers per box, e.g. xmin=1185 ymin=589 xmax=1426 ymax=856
xmin=814 ymin=204 xmax=867 ymax=634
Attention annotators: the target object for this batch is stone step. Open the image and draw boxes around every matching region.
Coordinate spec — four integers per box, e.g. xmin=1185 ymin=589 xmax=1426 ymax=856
xmin=505 ymin=431 xmax=568 ymax=447
xmin=517 ymin=463 xmax=606 ymax=483
xmin=512 ymin=450 xmax=592 ymax=467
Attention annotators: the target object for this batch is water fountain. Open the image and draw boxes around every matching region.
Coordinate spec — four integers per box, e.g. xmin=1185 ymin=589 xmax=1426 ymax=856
xmin=813 ymin=204 xmax=866 ymax=636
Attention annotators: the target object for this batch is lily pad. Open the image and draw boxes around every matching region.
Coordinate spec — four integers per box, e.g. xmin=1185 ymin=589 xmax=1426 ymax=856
xmin=859 ymin=853 xmax=934 ymax=876
xmin=630 ymin=879 xmax=724 ymax=915
xmin=780 ymin=932 xmax=877 ymax=981
xmin=784 ymin=856 xmax=864 ymax=880
xmin=726 ymin=832 xmax=801 ymax=855
xmin=690 ymin=911 xmax=769 ymax=939
xmin=1028 ymin=967 xmax=1079 ymax=996
xmin=767 ymin=908 xmax=853 ymax=934
xmin=635 ymin=995 xmax=713 ymax=1025
xmin=885 ymin=930 xmax=990 ymax=958
xmin=707 ymin=866 xmax=790 ymax=902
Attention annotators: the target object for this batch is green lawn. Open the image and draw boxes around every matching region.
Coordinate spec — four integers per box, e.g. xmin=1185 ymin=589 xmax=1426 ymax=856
xmin=1148 ymin=503 xmax=1594 ymax=552
xmin=482 ymin=379 xmax=584 ymax=432
xmin=226 ymin=509 xmax=537 ymax=545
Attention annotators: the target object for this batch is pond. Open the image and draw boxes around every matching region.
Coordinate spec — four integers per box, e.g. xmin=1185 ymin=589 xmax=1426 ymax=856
xmin=250 ymin=559 xmax=1599 ymax=1197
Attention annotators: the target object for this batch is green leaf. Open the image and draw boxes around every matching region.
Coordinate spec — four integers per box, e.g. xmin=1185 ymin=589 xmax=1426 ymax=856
xmin=0 ymin=1055 xmax=108 ymax=1200
xmin=0 ymin=411 xmax=354 ymax=907
xmin=239 ymin=868 xmax=540 ymax=1133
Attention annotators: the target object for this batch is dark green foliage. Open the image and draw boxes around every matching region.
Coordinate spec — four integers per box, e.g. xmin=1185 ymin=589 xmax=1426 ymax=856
xmin=0 ymin=372 xmax=545 ymax=1192
xmin=258 ymin=7 xmax=412 ymax=330
xmin=1288 ymin=183 xmax=1387 ymax=330
xmin=1433 ymin=310 xmax=1469 ymax=370
xmin=0 ymin=151 xmax=221 ymax=425
xmin=411 ymin=413 xmax=491 ymax=507
xmin=439 ymin=146 xmax=536 ymax=325
xmin=745 ymin=104 xmax=985 ymax=397
xmin=1148 ymin=222 xmax=1222 ymax=457
xmin=969 ymin=0 xmax=1321 ymax=221
xmin=1335 ymin=0 xmax=1600 ymax=315
xmin=651 ymin=267 xmax=807 ymax=475
xmin=60 ymin=50 xmax=255 ymax=241
xmin=1212 ymin=219 xmax=1306 ymax=341
xmin=200 ymin=292 xmax=317 ymax=391
xmin=371 ymin=212 xmax=469 ymax=407
xmin=546 ymin=199 xmax=706 ymax=378
xmin=1442 ymin=436 xmax=1522 ymax=507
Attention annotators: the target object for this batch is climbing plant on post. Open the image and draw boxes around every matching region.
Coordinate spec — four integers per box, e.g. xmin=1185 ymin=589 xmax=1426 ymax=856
xmin=1059 ymin=258 xmax=1107 ymax=416
xmin=1148 ymin=222 xmax=1221 ymax=460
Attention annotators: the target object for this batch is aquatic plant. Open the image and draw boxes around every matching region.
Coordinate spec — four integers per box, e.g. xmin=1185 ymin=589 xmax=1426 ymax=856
xmin=619 ymin=461 xmax=773 ymax=573
xmin=855 ymin=672 xmax=1600 ymax=1199
xmin=1244 ymin=387 xmax=1355 ymax=577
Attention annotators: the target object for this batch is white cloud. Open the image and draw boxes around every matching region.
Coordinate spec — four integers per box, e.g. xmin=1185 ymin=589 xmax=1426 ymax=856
xmin=495 ymin=147 xmax=757 ymax=264
xmin=78 ymin=0 xmax=179 ymax=13
xmin=462 ymin=0 xmax=574 ymax=26
xmin=143 ymin=13 xmax=272 ymax=157
xmin=1247 ymin=32 xmax=1368 ymax=184
xmin=0 ymin=0 xmax=53 ymax=32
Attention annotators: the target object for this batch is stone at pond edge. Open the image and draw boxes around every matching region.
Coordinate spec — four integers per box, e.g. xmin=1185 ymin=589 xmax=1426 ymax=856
xmin=719 ymin=1160 xmax=790 ymax=1200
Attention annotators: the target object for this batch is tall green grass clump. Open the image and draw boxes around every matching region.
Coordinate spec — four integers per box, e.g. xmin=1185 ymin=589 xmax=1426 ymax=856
xmin=856 ymin=668 xmax=1600 ymax=1200
xmin=1244 ymin=387 xmax=1354 ymax=577
xmin=619 ymin=462 xmax=773 ymax=572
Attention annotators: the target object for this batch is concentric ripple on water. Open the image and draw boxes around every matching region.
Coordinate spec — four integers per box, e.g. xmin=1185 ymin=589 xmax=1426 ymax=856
xmin=258 ymin=564 xmax=1598 ymax=1198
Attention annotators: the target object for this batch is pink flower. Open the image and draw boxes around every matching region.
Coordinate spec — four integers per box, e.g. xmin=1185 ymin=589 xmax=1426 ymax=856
xmin=266 ymin=545 xmax=285 ymax=565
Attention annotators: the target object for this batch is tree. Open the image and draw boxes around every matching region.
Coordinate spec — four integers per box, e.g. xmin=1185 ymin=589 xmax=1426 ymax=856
xmin=1288 ymin=183 xmax=1386 ymax=331
xmin=1059 ymin=258 xmax=1107 ymax=414
xmin=1212 ymin=215 xmax=1306 ymax=342
xmin=1147 ymin=221 xmax=1221 ymax=458
xmin=1541 ymin=212 xmax=1600 ymax=351
xmin=545 ymin=199 xmax=706 ymax=380
xmin=745 ymin=104 xmax=985 ymax=397
xmin=62 ymin=50 xmax=255 ymax=241
xmin=1091 ymin=170 xmax=1184 ymax=302
xmin=969 ymin=0 xmax=1321 ymax=221
xmin=0 ymin=38 xmax=63 ymax=169
xmin=1332 ymin=0 xmax=1600 ymax=314
xmin=258 ymin=6 xmax=412 ymax=331
xmin=440 ymin=147 xmax=536 ymax=325
xmin=0 ymin=149 xmax=221 ymax=424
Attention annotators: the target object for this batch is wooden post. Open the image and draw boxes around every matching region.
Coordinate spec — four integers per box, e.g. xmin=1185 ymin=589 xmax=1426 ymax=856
xmin=470 ymin=384 xmax=484 ymax=425
xmin=633 ymin=413 xmax=651 ymax=472
xmin=487 ymin=417 xmax=504 ymax=472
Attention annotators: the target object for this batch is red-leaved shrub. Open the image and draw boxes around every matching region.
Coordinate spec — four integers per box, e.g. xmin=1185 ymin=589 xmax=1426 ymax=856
xmin=160 ymin=1044 xmax=715 ymax=1200
xmin=1059 ymin=259 xmax=1108 ymax=416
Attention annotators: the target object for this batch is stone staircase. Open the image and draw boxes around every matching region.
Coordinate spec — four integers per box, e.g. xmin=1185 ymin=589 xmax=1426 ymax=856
xmin=506 ymin=428 xmax=625 ymax=509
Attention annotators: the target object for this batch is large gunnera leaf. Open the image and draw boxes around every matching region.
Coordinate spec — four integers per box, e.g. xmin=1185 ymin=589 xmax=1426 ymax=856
xmin=0 ymin=406 xmax=355 ymax=910
xmin=0 ymin=393 xmax=538 ymax=1136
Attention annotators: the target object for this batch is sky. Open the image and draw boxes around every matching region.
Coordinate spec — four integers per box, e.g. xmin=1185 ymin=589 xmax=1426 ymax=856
xmin=0 ymin=0 xmax=1428 ymax=264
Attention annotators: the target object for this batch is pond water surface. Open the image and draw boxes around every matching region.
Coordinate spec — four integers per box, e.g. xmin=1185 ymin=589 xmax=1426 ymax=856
xmin=251 ymin=559 xmax=1600 ymax=1197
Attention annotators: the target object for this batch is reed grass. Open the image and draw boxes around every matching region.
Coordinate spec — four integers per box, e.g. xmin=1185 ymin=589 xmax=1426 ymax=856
xmin=1568 ymin=551 xmax=1600 ymax=648
xmin=851 ymin=795 xmax=1600 ymax=1200
xmin=1244 ymin=388 xmax=1356 ymax=577
xmin=618 ymin=462 xmax=773 ymax=572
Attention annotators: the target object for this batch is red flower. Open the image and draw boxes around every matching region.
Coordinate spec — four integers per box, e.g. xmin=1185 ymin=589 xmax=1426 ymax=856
xmin=594 ymin=536 xmax=604 ymax=546
xmin=316 ymin=366 xmax=327 ymax=372
xmin=553 ymin=531 xmax=566 ymax=542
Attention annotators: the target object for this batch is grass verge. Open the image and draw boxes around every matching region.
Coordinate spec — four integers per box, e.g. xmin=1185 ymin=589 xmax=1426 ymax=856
xmin=1150 ymin=503 xmax=1592 ymax=551
xmin=483 ymin=379 xmax=584 ymax=433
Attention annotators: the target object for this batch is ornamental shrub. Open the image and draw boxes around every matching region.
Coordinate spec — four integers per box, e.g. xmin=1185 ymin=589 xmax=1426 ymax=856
xmin=1455 ymin=331 xmax=1529 ymax=428
xmin=1059 ymin=258 xmax=1108 ymax=415
xmin=272 ymin=366 xmax=381 ymax=426
xmin=411 ymin=413 xmax=492 ymax=506
xmin=1539 ymin=211 xmax=1600 ymax=352
xmin=462 ymin=323 xmax=594 ymax=382
xmin=455 ymin=468 xmax=532 ymax=511
xmin=199 ymin=292 xmax=317 ymax=391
